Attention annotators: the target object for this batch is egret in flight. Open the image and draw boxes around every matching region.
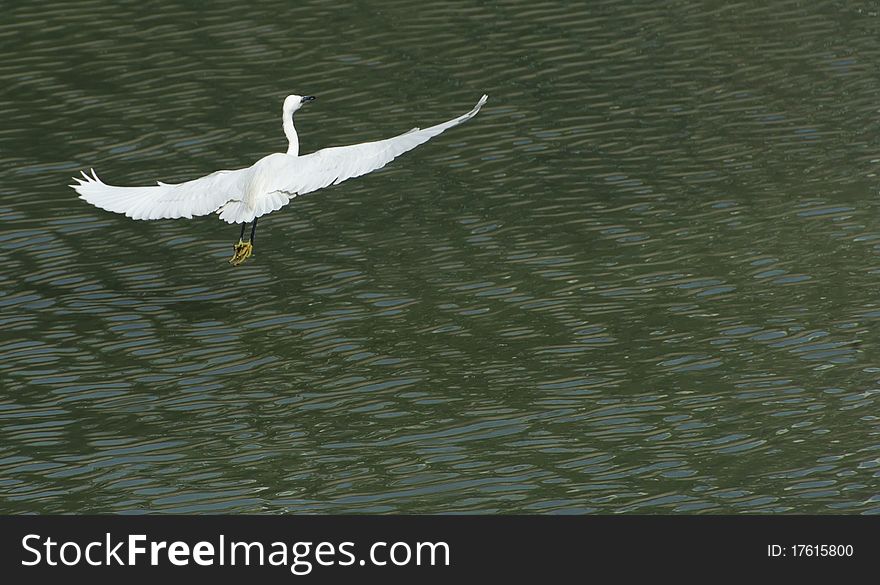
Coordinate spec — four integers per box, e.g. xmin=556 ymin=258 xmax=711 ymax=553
xmin=72 ymin=93 xmax=489 ymax=265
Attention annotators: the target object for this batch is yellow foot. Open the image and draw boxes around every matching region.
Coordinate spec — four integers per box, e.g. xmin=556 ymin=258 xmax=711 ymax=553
xmin=228 ymin=239 xmax=246 ymax=264
xmin=228 ymin=240 xmax=254 ymax=266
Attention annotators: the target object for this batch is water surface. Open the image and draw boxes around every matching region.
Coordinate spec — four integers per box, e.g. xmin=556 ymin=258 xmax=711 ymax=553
xmin=2 ymin=0 xmax=880 ymax=513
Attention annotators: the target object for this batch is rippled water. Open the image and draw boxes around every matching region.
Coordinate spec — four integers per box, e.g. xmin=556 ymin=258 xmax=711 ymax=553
xmin=2 ymin=0 xmax=880 ymax=513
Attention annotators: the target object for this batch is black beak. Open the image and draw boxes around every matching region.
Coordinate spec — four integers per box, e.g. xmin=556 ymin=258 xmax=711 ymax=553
xmin=301 ymin=96 xmax=316 ymax=103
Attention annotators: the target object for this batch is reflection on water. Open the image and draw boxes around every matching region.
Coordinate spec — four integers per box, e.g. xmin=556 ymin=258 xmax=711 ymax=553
xmin=1 ymin=0 xmax=880 ymax=513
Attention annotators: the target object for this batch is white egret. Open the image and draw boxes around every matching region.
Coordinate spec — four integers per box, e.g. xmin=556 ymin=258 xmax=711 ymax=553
xmin=72 ymin=93 xmax=489 ymax=265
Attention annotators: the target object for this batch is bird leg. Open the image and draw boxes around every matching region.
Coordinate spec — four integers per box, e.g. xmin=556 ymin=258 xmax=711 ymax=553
xmin=229 ymin=218 xmax=257 ymax=266
xmin=229 ymin=222 xmax=250 ymax=265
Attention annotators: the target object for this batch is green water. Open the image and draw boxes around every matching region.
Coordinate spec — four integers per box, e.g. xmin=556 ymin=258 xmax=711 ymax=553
xmin=2 ymin=0 xmax=880 ymax=513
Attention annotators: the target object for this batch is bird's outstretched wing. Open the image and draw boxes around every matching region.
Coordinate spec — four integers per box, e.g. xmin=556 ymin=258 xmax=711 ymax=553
xmin=71 ymin=167 xmax=250 ymax=220
xmin=267 ymin=94 xmax=488 ymax=199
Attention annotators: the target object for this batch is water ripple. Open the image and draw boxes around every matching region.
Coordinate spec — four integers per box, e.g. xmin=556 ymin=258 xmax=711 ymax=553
xmin=2 ymin=0 xmax=880 ymax=514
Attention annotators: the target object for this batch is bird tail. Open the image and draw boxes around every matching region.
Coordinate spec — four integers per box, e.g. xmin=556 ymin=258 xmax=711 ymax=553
xmin=218 ymin=200 xmax=252 ymax=224
xmin=217 ymin=191 xmax=290 ymax=224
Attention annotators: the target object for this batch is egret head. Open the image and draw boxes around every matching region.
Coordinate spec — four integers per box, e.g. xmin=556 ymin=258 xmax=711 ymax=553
xmin=283 ymin=94 xmax=316 ymax=116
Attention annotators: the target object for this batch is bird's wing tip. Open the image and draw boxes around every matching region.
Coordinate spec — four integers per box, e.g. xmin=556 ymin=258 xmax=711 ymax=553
xmin=75 ymin=169 xmax=102 ymax=184
xmin=468 ymin=95 xmax=488 ymax=116
xmin=462 ymin=94 xmax=488 ymax=119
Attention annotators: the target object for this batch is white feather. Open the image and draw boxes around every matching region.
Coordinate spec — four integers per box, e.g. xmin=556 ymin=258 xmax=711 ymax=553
xmin=72 ymin=94 xmax=488 ymax=224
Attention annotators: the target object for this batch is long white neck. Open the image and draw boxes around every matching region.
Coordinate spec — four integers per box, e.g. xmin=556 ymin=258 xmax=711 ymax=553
xmin=283 ymin=112 xmax=299 ymax=156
